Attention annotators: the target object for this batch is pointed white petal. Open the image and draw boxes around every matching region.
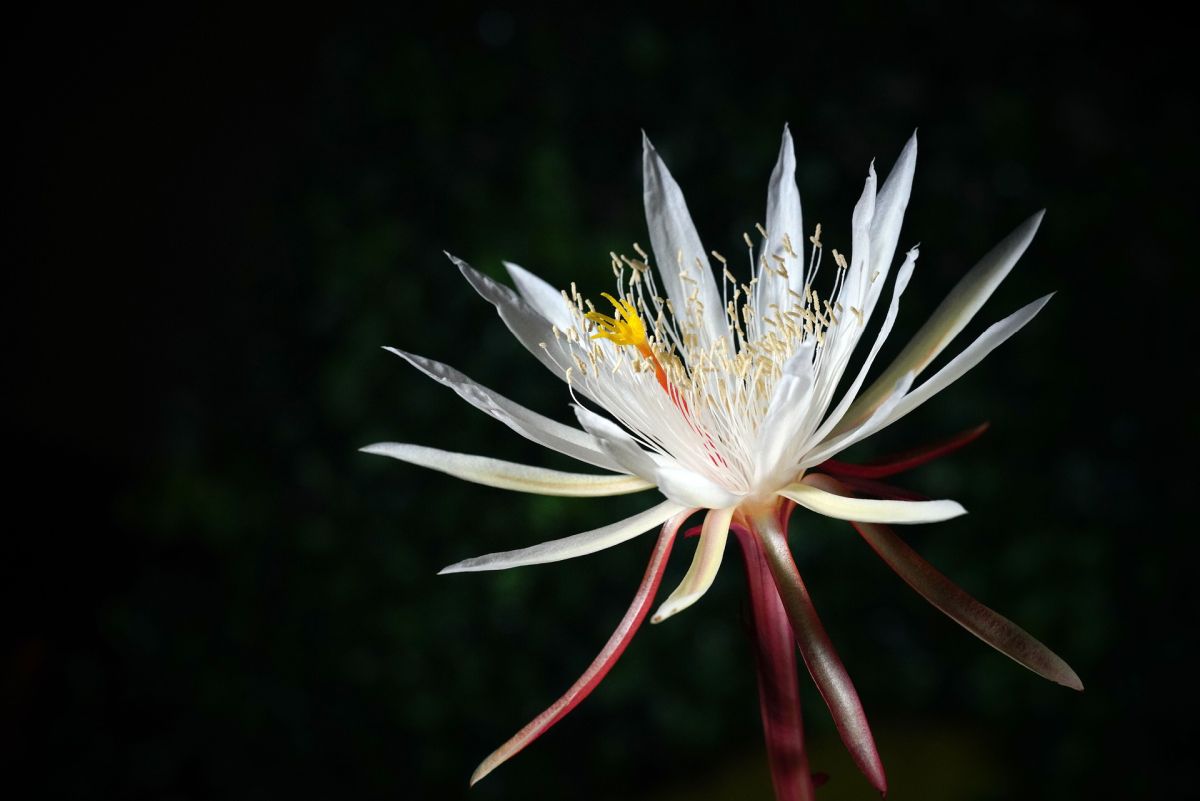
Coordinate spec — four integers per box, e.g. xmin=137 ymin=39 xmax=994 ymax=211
xmin=855 ymin=294 xmax=1054 ymax=438
xmin=386 ymin=348 xmax=620 ymax=471
xmin=753 ymin=340 xmax=817 ymax=484
xmin=833 ymin=211 xmax=1045 ymax=436
xmin=573 ymin=405 xmax=661 ymax=480
xmin=439 ymin=499 xmax=687 ymax=573
xmin=756 ymin=125 xmax=805 ymax=323
xmin=450 ymin=254 xmax=588 ymax=392
xmin=360 ymin=443 xmax=653 ymax=497
xmin=864 ymin=132 xmax=918 ymax=320
xmin=642 ymin=134 xmax=730 ymax=352
xmin=504 ymin=261 xmax=575 ymax=330
xmin=801 ymin=371 xmax=916 ymax=468
xmin=651 ymin=506 xmax=734 ymax=622
xmin=652 ymin=465 xmax=742 ymax=509
xmin=780 ymin=481 xmax=965 ymax=524
xmin=806 ymin=247 xmax=918 ymax=450
xmin=812 ymin=165 xmax=876 ymax=409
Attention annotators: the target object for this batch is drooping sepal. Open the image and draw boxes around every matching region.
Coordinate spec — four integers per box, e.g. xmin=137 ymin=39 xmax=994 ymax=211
xmin=468 ymin=509 xmax=692 ymax=785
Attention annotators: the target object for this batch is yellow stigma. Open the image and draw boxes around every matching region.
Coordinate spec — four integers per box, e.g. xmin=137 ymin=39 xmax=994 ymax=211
xmin=585 ymin=293 xmax=649 ymax=352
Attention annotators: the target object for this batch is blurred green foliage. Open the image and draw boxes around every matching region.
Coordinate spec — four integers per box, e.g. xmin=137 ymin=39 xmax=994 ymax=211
xmin=6 ymin=3 xmax=1191 ymax=800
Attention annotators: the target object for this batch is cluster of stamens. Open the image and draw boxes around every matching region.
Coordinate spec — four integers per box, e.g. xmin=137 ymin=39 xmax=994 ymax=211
xmin=539 ymin=223 xmax=859 ymax=490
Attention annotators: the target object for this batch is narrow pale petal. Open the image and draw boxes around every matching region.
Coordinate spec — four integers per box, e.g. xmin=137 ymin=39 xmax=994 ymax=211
xmin=799 ymin=370 xmax=916 ymax=469
xmin=865 ymin=132 xmax=918 ymax=320
xmin=642 ymin=134 xmax=731 ymax=352
xmin=753 ymin=341 xmax=817 ymax=485
xmin=755 ymin=124 xmax=805 ymax=324
xmin=820 ymin=422 xmax=990 ymax=479
xmin=360 ymin=443 xmax=653 ymax=497
xmin=734 ymin=524 xmax=815 ymax=801
xmin=470 ymin=509 xmax=691 ymax=785
xmin=450 ymin=254 xmax=598 ymax=400
xmin=806 ymin=246 xmax=918 ymax=451
xmin=852 ymin=520 xmax=1084 ymax=690
xmin=386 ymin=348 xmax=620 ymax=471
xmin=439 ymin=500 xmax=686 ymax=574
xmin=858 ymin=294 xmax=1054 ymax=438
xmin=573 ymin=405 xmax=661 ymax=481
xmin=651 ymin=506 xmax=734 ymax=622
xmin=503 ymin=261 xmax=576 ymax=330
xmin=780 ymin=479 xmax=965 ymax=524
xmin=750 ymin=506 xmax=888 ymax=794
xmin=833 ymin=211 xmax=1045 ymax=436
xmin=653 ymin=465 xmax=743 ymax=509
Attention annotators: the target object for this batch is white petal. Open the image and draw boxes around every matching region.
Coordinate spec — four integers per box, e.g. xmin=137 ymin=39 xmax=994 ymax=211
xmin=854 ymin=294 xmax=1054 ymax=438
xmin=450 ymin=253 xmax=588 ymax=393
xmin=864 ymin=132 xmax=918 ymax=321
xmin=360 ymin=443 xmax=653 ymax=497
xmin=651 ymin=506 xmax=734 ymax=622
xmin=832 ymin=211 xmax=1045 ymax=436
xmin=781 ymin=481 xmax=966 ymax=524
xmin=642 ymin=134 xmax=731 ymax=352
xmin=800 ymin=371 xmax=916 ymax=468
xmin=752 ymin=340 xmax=817 ymax=484
xmin=439 ymin=499 xmax=687 ymax=573
xmin=755 ymin=125 xmax=805 ymax=324
xmin=387 ymin=348 xmax=620 ymax=471
xmin=573 ymin=405 xmax=660 ymax=480
xmin=652 ymin=465 xmax=742 ymax=509
xmin=504 ymin=261 xmax=575 ymax=330
xmin=812 ymin=165 xmax=876 ymax=408
xmin=806 ymin=247 xmax=919 ymax=450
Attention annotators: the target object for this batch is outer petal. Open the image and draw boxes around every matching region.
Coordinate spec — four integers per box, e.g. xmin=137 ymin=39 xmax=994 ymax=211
xmin=652 ymin=465 xmax=742 ymax=509
xmin=439 ymin=499 xmax=686 ymax=574
xmin=451 ymin=254 xmax=601 ymax=402
xmin=469 ymin=509 xmax=691 ymax=785
xmin=807 ymin=246 xmax=918 ymax=450
xmin=504 ymin=260 xmax=575 ymax=330
xmin=800 ymin=371 xmax=916 ymax=469
xmin=573 ymin=405 xmax=661 ymax=480
xmin=755 ymin=125 xmax=805 ymax=325
xmin=780 ymin=479 xmax=965 ymax=524
xmin=833 ymin=211 xmax=1045 ymax=436
xmin=864 ymin=132 xmax=918 ymax=322
xmin=360 ymin=443 xmax=653 ymax=497
xmin=651 ymin=506 xmax=735 ymax=622
xmin=853 ymin=294 xmax=1054 ymax=439
xmin=387 ymin=348 xmax=620 ymax=471
xmin=851 ymin=520 xmax=1083 ymax=690
xmin=642 ymin=134 xmax=731 ymax=353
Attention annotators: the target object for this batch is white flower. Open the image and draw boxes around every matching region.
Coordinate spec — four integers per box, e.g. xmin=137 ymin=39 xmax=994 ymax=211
xmin=366 ymin=128 xmax=1049 ymax=618
xmin=364 ymin=127 xmax=1076 ymax=793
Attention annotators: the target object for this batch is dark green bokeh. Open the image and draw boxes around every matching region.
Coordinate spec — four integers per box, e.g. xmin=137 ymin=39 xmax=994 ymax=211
xmin=6 ymin=3 xmax=1191 ymax=799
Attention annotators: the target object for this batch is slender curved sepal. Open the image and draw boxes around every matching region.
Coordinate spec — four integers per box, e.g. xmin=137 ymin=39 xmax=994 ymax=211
xmin=852 ymin=519 xmax=1083 ymax=690
xmin=820 ymin=422 xmax=990 ymax=480
xmin=469 ymin=510 xmax=692 ymax=785
xmin=749 ymin=506 xmax=888 ymax=795
xmin=735 ymin=521 xmax=816 ymax=801
xmin=804 ymin=475 xmax=1082 ymax=690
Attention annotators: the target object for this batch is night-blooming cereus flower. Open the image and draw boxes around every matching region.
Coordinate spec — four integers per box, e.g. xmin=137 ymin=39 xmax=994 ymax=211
xmin=364 ymin=128 xmax=1082 ymax=799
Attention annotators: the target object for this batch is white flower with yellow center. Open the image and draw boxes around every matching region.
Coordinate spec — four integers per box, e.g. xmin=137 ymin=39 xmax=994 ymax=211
xmin=365 ymin=128 xmax=1079 ymax=798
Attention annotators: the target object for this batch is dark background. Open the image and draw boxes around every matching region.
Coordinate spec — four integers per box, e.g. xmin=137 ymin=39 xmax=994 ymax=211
xmin=5 ymin=3 xmax=1193 ymax=799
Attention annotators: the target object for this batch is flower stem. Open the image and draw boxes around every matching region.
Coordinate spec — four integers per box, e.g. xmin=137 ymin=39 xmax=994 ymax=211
xmin=734 ymin=515 xmax=815 ymax=801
